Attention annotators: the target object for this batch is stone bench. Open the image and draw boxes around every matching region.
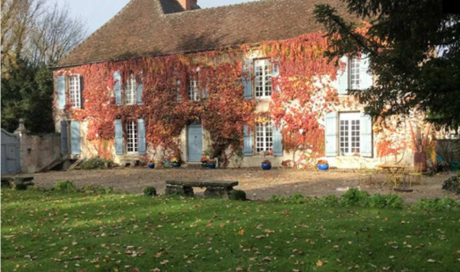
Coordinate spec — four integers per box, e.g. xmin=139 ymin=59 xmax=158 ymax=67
xmin=1 ymin=176 xmax=35 ymax=189
xmin=165 ymin=180 xmax=238 ymax=198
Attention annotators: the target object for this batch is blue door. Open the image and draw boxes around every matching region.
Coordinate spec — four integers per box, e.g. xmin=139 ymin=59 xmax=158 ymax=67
xmin=187 ymin=124 xmax=203 ymax=162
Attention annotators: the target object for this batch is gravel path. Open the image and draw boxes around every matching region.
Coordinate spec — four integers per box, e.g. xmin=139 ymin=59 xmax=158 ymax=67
xmin=26 ymin=168 xmax=459 ymax=203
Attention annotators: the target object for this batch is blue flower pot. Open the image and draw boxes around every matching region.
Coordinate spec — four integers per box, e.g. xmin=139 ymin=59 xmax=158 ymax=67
xmin=172 ymin=162 xmax=181 ymax=168
xmin=209 ymin=163 xmax=216 ymax=169
xmin=261 ymin=163 xmax=272 ymax=170
xmin=148 ymin=163 xmax=155 ymax=169
xmin=317 ymin=163 xmax=329 ymax=171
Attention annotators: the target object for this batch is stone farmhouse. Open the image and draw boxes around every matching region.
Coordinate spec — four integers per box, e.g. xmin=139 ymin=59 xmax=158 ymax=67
xmin=52 ymin=0 xmax=424 ymax=169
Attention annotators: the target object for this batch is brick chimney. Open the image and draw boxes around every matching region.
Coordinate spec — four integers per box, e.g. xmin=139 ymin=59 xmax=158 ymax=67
xmin=178 ymin=0 xmax=197 ymax=10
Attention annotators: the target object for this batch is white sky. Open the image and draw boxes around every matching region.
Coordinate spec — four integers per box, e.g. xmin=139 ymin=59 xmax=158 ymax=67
xmin=50 ymin=0 xmax=261 ymax=35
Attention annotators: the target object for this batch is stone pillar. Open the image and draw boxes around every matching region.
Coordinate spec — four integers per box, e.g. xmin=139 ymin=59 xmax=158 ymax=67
xmin=14 ymin=118 xmax=29 ymax=137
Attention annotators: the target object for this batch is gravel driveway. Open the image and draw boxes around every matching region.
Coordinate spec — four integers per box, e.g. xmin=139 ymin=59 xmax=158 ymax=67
xmin=26 ymin=168 xmax=459 ymax=203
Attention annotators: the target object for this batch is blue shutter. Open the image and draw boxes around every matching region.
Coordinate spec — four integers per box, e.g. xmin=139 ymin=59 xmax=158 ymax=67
xmin=114 ymin=71 xmax=122 ymax=106
xmin=360 ymin=112 xmax=373 ymax=157
xmin=325 ymin=112 xmax=338 ymax=157
xmin=337 ymin=56 xmax=349 ymax=95
xmin=57 ymin=76 xmax=66 ymax=109
xmin=138 ymin=118 xmax=146 ymax=154
xmin=242 ymin=59 xmax=253 ymax=100
xmin=271 ymin=59 xmax=280 ymax=78
xmin=243 ymin=125 xmax=253 ymax=156
xmin=115 ymin=119 xmax=123 ymax=155
xmin=272 ymin=123 xmax=283 ymax=156
xmin=60 ymin=121 xmax=68 ymax=155
xmin=70 ymin=121 xmax=81 ymax=155
xmin=137 ymin=72 xmax=144 ymax=105
xmin=360 ymin=53 xmax=373 ymax=90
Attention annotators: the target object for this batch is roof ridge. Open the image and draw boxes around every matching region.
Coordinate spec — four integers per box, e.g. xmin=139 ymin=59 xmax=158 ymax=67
xmin=162 ymin=0 xmax=276 ymax=17
xmin=55 ymin=0 xmax=164 ymax=67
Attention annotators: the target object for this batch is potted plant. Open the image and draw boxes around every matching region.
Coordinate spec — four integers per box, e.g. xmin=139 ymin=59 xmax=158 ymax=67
xmin=147 ymin=159 xmax=155 ymax=169
xmin=200 ymin=155 xmax=209 ymax=168
xmin=317 ymin=159 xmax=329 ymax=171
xmin=172 ymin=157 xmax=181 ymax=168
xmin=208 ymin=159 xmax=217 ymax=169
xmin=261 ymin=159 xmax=272 ymax=170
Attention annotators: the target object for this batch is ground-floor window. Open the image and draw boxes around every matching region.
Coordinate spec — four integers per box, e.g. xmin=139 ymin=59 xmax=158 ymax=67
xmin=339 ymin=112 xmax=360 ymax=155
xmin=126 ymin=120 xmax=138 ymax=153
xmin=256 ymin=121 xmax=273 ymax=153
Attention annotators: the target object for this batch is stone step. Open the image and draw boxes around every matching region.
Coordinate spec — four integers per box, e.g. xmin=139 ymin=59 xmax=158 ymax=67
xmin=183 ymin=163 xmax=203 ymax=169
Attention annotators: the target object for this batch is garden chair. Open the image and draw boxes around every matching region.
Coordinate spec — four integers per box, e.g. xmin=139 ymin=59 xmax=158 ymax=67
xmin=405 ymin=164 xmax=426 ymax=186
xmin=358 ymin=163 xmax=373 ymax=186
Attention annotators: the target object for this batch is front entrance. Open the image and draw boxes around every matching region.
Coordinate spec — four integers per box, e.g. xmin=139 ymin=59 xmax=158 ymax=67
xmin=187 ymin=124 xmax=203 ymax=162
xmin=1 ymin=129 xmax=20 ymax=175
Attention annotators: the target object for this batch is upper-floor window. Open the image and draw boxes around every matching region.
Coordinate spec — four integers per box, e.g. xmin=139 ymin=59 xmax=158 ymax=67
xmin=255 ymin=121 xmax=273 ymax=153
xmin=188 ymin=69 xmax=201 ymax=101
xmin=126 ymin=120 xmax=138 ymax=153
xmin=254 ymin=59 xmax=272 ymax=98
xmin=69 ymin=76 xmax=81 ymax=108
xmin=349 ymin=56 xmax=360 ymax=90
xmin=125 ymin=73 xmax=137 ymax=105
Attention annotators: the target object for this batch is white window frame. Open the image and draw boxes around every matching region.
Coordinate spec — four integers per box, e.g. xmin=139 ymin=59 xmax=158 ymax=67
xmin=254 ymin=59 xmax=272 ymax=98
xmin=339 ymin=112 xmax=361 ymax=156
xmin=188 ymin=69 xmax=201 ymax=101
xmin=126 ymin=120 xmax=138 ymax=154
xmin=125 ymin=73 xmax=137 ymax=105
xmin=69 ymin=76 xmax=81 ymax=108
xmin=255 ymin=121 xmax=273 ymax=154
xmin=349 ymin=56 xmax=360 ymax=90
xmin=176 ymin=79 xmax=182 ymax=104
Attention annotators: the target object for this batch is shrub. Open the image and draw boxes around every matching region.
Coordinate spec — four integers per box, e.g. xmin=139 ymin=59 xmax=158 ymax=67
xmin=80 ymin=157 xmax=106 ymax=170
xmin=14 ymin=183 xmax=28 ymax=191
xmin=317 ymin=195 xmax=340 ymax=207
xmin=143 ymin=186 xmax=157 ymax=196
xmin=385 ymin=194 xmax=405 ymax=209
xmin=53 ymin=181 xmax=77 ymax=192
xmin=230 ymin=190 xmax=247 ymax=201
xmin=413 ymin=197 xmax=460 ymax=211
xmin=81 ymin=185 xmax=114 ymax=194
xmin=340 ymin=188 xmax=370 ymax=207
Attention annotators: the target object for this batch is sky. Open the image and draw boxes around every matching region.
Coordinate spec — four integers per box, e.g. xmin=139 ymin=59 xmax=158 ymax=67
xmin=50 ymin=0 xmax=261 ymax=35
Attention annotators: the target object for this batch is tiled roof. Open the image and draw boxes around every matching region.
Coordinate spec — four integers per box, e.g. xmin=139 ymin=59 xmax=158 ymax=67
xmin=55 ymin=0 xmax=356 ymax=68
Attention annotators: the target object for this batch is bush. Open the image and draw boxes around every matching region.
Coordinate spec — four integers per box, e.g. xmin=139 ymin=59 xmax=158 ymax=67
xmin=80 ymin=158 xmax=107 ymax=170
xmin=143 ymin=186 xmax=157 ymax=196
xmin=53 ymin=181 xmax=77 ymax=192
xmin=412 ymin=197 xmax=460 ymax=211
xmin=340 ymin=188 xmax=370 ymax=207
xmin=230 ymin=190 xmax=247 ymax=201
xmin=81 ymin=185 xmax=114 ymax=194
xmin=14 ymin=183 xmax=28 ymax=191
xmin=317 ymin=195 xmax=340 ymax=207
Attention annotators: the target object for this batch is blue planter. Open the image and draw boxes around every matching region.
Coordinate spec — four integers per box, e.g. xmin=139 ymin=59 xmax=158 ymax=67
xmin=317 ymin=163 xmax=329 ymax=171
xmin=172 ymin=162 xmax=181 ymax=168
xmin=209 ymin=163 xmax=216 ymax=169
xmin=148 ymin=163 xmax=155 ymax=169
xmin=261 ymin=163 xmax=272 ymax=170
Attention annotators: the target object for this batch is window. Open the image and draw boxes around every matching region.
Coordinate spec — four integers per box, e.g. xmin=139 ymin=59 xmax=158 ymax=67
xmin=339 ymin=113 xmax=360 ymax=155
xmin=256 ymin=121 xmax=273 ymax=153
xmin=188 ymin=70 xmax=200 ymax=101
xmin=176 ymin=80 xmax=182 ymax=104
xmin=349 ymin=56 xmax=360 ymax=89
xmin=69 ymin=76 xmax=81 ymax=108
xmin=125 ymin=73 xmax=137 ymax=105
xmin=126 ymin=120 xmax=138 ymax=153
xmin=254 ymin=59 xmax=272 ymax=98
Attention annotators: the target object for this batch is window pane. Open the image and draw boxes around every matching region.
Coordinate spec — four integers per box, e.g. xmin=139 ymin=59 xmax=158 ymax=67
xmin=125 ymin=73 xmax=136 ymax=105
xmin=126 ymin=121 xmax=138 ymax=153
xmin=69 ymin=76 xmax=80 ymax=108
xmin=254 ymin=59 xmax=272 ymax=98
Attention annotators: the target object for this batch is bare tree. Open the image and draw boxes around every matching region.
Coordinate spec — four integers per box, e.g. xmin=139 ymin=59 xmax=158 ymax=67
xmin=27 ymin=3 xmax=87 ymax=65
xmin=1 ymin=0 xmax=87 ymax=71
xmin=1 ymin=0 xmax=46 ymax=71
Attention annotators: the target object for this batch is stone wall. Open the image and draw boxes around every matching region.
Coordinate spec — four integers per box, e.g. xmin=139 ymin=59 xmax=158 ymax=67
xmin=15 ymin=120 xmax=62 ymax=173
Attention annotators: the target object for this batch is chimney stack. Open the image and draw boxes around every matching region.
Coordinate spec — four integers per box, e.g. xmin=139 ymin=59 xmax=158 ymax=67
xmin=178 ymin=0 xmax=197 ymax=10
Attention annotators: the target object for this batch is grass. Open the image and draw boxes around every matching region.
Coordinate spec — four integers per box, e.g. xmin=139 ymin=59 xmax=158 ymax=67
xmin=2 ymin=189 xmax=460 ymax=272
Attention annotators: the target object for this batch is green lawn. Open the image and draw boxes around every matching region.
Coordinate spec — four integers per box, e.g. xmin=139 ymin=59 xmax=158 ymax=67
xmin=2 ymin=189 xmax=460 ymax=272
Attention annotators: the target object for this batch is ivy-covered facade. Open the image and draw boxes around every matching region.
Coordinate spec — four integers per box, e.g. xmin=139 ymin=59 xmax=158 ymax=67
xmin=52 ymin=0 xmax=424 ymax=169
